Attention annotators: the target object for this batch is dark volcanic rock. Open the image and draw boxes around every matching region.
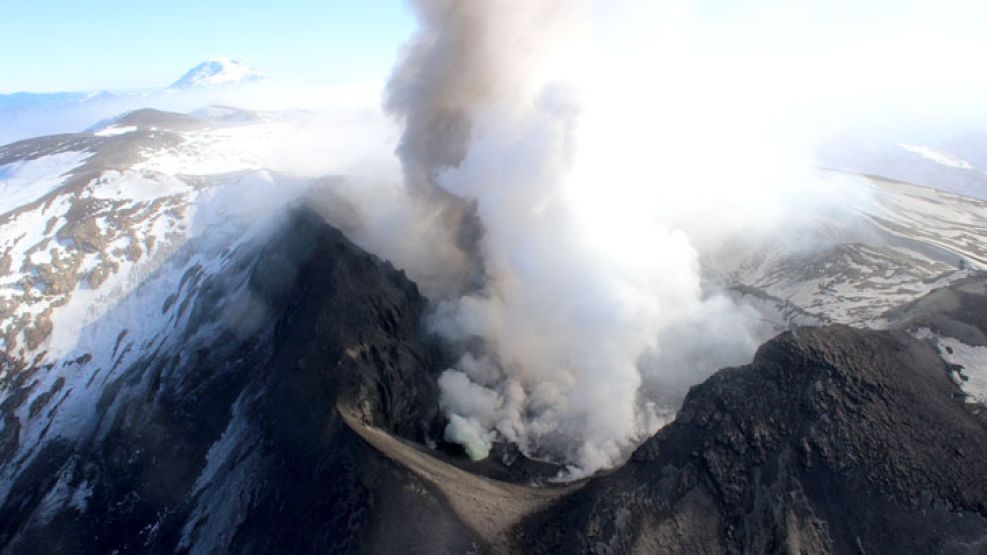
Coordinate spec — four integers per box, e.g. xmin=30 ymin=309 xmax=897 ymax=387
xmin=519 ymin=323 xmax=987 ymax=553
xmin=885 ymin=274 xmax=987 ymax=347
xmin=0 ymin=207 xmax=477 ymax=553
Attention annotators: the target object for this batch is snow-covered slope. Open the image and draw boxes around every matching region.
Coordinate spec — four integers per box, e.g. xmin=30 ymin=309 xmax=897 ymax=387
xmin=0 ymin=111 xmax=328 ymax=542
xmin=716 ymin=172 xmax=987 ymax=330
xmin=0 ymin=151 xmax=92 ymax=214
xmin=0 ymin=108 xmax=312 ymax=369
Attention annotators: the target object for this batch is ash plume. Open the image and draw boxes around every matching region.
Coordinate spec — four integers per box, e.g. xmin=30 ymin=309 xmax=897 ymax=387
xmin=358 ymin=0 xmax=982 ymax=477
xmin=382 ymin=0 xmax=765 ymax=477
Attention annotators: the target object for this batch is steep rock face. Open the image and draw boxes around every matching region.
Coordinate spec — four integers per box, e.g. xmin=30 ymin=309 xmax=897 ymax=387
xmin=886 ymin=274 xmax=987 ymax=347
xmin=519 ymin=324 xmax=987 ymax=553
xmin=0 ymin=207 xmax=478 ymax=553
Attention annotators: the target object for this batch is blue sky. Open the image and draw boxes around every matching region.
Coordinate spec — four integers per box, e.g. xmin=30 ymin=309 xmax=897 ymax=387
xmin=0 ymin=0 xmax=415 ymax=93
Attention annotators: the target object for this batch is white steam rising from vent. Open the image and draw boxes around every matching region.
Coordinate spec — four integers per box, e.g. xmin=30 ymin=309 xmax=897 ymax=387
xmin=384 ymin=0 xmax=773 ymax=477
xmin=355 ymin=0 xmax=987 ymax=477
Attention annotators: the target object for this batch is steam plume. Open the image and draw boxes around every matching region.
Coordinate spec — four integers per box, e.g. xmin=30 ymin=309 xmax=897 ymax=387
xmin=384 ymin=0 xmax=763 ymax=477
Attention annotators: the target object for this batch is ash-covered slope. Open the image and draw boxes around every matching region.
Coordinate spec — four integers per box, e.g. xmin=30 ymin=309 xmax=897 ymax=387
xmin=720 ymin=173 xmax=987 ymax=330
xmin=886 ymin=275 xmax=987 ymax=405
xmin=0 ymin=207 xmax=476 ymax=553
xmin=517 ymin=283 xmax=987 ymax=553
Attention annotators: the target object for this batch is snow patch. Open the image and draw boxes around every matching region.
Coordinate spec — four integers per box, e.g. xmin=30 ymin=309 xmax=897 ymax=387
xmin=896 ymin=143 xmax=974 ymax=170
xmin=93 ymin=125 xmax=137 ymax=137
xmin=0 ymin=151 xmax=91 ymax=215
xmin=914 ymin=328 xmax=987 ymax=404
xmin=938 ymin=337 xmax=987 ymax=404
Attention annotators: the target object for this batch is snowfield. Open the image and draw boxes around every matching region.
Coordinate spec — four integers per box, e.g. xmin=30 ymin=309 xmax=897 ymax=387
xmin=0 ymin=151 xmax=92 ymax=215
xmin=92 ymin=125 xmax=137 ymax=137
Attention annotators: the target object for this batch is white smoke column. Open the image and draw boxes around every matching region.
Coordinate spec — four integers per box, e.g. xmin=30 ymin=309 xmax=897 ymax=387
xmin=383 ymin=1 xmax=588 ymax=298
xmin=384 ymin=0 xmax=768 ymax=477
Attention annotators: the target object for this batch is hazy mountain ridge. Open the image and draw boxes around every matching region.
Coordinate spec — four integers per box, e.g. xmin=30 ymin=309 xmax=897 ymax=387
xmin=0 ymin=59 xmax=267 ymax=145
xmin=167 ymin=57 xmax=266 ymax=89
xmin=820 ymin=134 xmax=987 ymax=201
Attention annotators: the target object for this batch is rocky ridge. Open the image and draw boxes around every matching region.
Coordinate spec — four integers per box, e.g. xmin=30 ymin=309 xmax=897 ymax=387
xmin=516 ymin=284 xmax=987 ymax=553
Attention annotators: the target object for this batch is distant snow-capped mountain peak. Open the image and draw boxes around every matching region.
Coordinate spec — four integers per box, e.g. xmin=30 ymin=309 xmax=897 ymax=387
xmin=168 ymin=57 xmax=266 ymax=89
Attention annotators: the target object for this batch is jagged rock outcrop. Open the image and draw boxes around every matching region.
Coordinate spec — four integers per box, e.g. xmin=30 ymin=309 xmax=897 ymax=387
xmin=886 ymin=274 xmax=987 ymax=347
xmin=0 ymin=207 xmax=481 ymax=553
xmin=518 ymin=320 xmax=987 ymax=553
